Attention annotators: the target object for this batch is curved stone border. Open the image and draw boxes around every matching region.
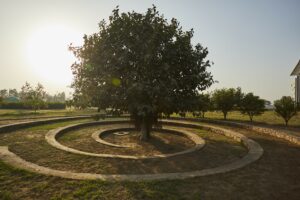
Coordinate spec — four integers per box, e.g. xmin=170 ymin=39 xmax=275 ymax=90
xmin=0 ymin=120 xmax=263 ymax=181
xmin=92 ymin=128 xmax=134 ymax=148
xmin=113 ymin=131 xmax=130 ymax=136
xmin=46 ymin=124 xmax=206 ymax=159
xmin=171 ymin=117 xmax=300 ymax=146
xmin=92 ymin=127 xmax=200 ymax=149
xmin=0 ymin=116 xmax=91 ymax=134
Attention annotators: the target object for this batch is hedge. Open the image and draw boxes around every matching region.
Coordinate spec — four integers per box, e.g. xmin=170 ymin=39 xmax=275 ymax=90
xmin=0 ymin=102 xmax=66 ymax=110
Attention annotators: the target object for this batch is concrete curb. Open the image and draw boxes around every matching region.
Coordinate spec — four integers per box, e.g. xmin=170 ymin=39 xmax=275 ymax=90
xmin=0 ymin=119 xmax=263 ymax=181
xmin=172 ymin=117 xmax=300 ymax=146
xmin=46 ymin=122 xmax=206 ymax=159
xmin=0 ymin=116 xmax=91 ymax=134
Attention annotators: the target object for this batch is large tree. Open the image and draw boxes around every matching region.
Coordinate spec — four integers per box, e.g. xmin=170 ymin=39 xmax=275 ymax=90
xmin=70 ymin=6 xmax=214 ymax=140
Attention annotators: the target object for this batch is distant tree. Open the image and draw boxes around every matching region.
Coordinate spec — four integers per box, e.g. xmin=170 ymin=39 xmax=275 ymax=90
xmin=70 ymin=6 xmax=214 ymax=140
xmin=192 ymin=93 xmax=211 ymax=118
xmin=8 ymin=89 xmax=18 ymax=97
xmin=20 ymin=82 xmax=46 ymax=113
xmin=45 ymin=92 xmax=66 ymax=103
xmin=65 ymin=99 xmax=73 ymax=108
xmin=53 ymin=92 xmax=66 ymax=102
xmin=0 ymin=89 xmax=8 ymax=98
xmin=72 ymin=93 xmax=89 ymax=110
xmin=274 ymin=96 xmax=298 ymax=126
xmin=234 ymin=87 xmax=243 ymax=107
xmin=19 ymin=82 xmax=32 ymax=102
xmin=212 ymin=88 xmax=241 ymax=120
xmin=240 ymin=92 xmax=265 ymax=122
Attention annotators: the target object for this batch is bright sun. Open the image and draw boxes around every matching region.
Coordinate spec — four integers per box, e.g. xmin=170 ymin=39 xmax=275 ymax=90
xmin=25 ymin=24 xmax=82 ymax=86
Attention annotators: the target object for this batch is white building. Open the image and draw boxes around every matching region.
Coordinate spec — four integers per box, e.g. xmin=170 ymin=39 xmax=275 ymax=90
xmin=291 ymin=60 xmax=300 ymax=103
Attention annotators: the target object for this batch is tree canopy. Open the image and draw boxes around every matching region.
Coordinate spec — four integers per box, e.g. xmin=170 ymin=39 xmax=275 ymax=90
xmin=70 ymin=6 xmax=214 ymax=140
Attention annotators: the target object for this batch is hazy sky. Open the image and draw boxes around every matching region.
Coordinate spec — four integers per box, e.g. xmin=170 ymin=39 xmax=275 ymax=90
xmin=0 ymin=0 xmax=299 ymax=101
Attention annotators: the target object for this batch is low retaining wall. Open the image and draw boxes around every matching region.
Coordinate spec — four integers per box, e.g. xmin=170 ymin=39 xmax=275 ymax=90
xmin=0 ymin=116 xmax=91 ymax=133
xmin=46 ymin=122 xmax=206 ymax=159
xmin=171 ymin=117 xmax=300 ymax=146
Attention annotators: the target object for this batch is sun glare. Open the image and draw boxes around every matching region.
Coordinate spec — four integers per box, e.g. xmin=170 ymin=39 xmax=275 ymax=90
xmin=25 ymin=24 xmax=82 ymax=86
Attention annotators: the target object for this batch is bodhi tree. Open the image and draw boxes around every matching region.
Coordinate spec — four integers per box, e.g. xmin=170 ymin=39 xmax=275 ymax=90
xmin=70 ymin=6 xmax=214 ymax=140
xmin=240 ymin=92 xmax=265 ymax=122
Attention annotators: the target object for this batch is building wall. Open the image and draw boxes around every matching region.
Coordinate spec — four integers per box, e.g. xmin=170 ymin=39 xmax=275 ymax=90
xmin=296 ymin=76 xmax=300 ymax=103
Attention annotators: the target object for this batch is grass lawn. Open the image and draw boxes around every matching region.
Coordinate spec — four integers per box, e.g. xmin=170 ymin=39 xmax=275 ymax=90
xmin=0 ymin=120 xmax=299 ymax=199
xmin=1 ymin=108 xmax=299 ymax=128
xmin=175 ymin=110 xmax=300 ymax=127
xmin=0 ymin=109 xmax=98 ymax=120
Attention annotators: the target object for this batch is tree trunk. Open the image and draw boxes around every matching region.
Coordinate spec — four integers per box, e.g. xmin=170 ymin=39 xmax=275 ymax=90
xmin=285 ymin=119 xmax=288 ymax=127
xmin=249 ymin=115 xmax=253 ymax=122
xmin=140 ymin=118 xmax=150 ymax=141
xmin=223 ymin=111 xmax=227 ymax=120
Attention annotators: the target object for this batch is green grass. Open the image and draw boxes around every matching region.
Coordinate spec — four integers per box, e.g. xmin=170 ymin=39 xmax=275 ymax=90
xmin=173 ymin=110 xmax=300 ymax=127
xmin=0 ymin=109 xmax=98 ymax=120
xmin=2 ymin=108 xmax=300 ymax=127
xmin=25 ymin=119 xmax=92 ymax=131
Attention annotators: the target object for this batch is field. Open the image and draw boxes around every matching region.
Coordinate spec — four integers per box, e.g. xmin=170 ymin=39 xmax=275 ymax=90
xmin=175 ymin=110 xmax=300 ymax=127
xmin=0 ymin=109 xmax=98 ymax=120
xmin=1 ymin=109 xmax=300 ymax=126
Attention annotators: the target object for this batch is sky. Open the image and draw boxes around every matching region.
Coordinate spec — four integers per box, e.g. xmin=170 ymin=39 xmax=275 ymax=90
xmin=0 ymin=0 xmax=299 ymax=101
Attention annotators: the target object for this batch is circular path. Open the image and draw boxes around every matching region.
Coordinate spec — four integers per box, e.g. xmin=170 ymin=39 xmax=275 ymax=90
xmin=46 ymin=124 xmax=205 ymax=159
xmin=0 ymin=119 xmax=263 ymax=181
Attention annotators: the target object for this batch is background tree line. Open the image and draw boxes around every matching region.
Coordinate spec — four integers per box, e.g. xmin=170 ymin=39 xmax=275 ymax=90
xmin=0 ymin=82 xmax=66 ymax=111
xmin=184 ymin=87 xmax=299 ymax=126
